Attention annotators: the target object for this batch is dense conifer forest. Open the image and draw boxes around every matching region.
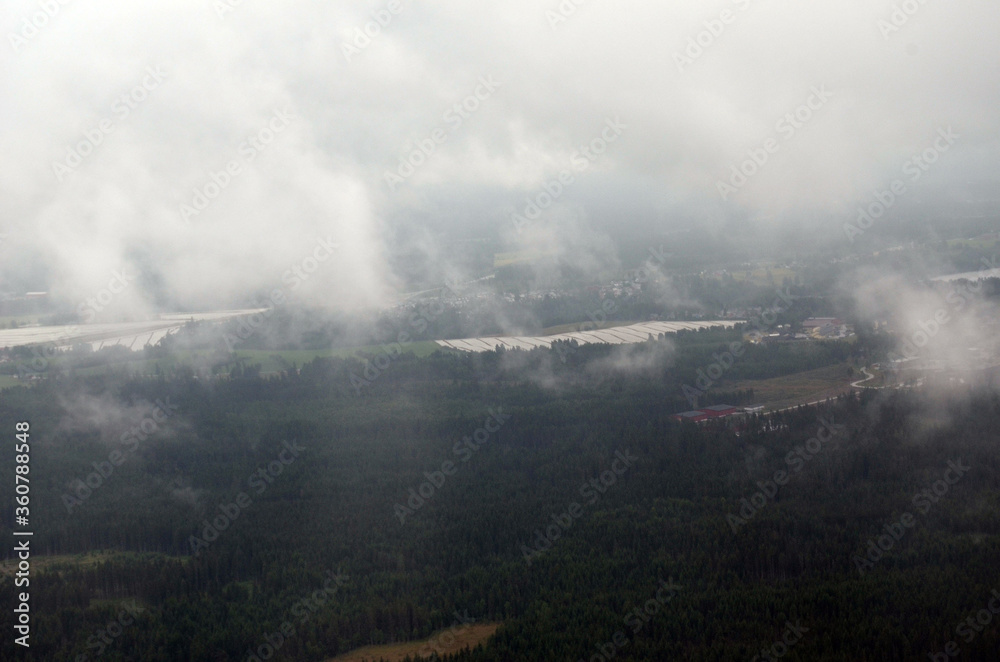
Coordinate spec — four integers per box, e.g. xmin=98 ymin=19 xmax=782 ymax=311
xmin=2 ymin=335 xmax=999 ymax=660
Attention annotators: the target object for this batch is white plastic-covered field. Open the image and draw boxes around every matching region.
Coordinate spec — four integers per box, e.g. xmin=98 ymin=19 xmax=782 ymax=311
xmin=0 ymin=309 xmax=268 ymax=352
xmin=436 ymin=320 xmax=742 ymax=353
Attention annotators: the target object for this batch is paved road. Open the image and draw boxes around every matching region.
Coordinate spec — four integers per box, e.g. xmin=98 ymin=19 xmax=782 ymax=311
xmin=850 ymin=366 xmax=876 ymax=388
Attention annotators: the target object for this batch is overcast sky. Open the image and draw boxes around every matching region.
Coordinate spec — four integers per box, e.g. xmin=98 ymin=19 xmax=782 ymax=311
xmin=2 ymin=0 xmax=998 ymax=315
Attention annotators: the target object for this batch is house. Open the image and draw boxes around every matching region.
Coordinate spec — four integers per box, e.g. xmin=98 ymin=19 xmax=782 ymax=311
xmin=671 ymin=404 xmax=743 ymax=423
xmin=672 ymin=410 xmax=711 ymax=423
xmin=700 ymin=404 xmax=743 ymax=418
xmin=801 ymin=317 xmax=843 ymax=329
xmin=801 ymin=317 xmax=852 ymax=339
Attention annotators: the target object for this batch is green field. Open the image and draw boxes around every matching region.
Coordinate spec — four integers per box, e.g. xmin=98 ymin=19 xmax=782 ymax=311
xmin=0 ymin=550 xmax=185 ymax=577
xmin=232 ymin=342 xmax=444 ymax=373
xmin=493 ymin=249 xmax=559 ymax=268
xmin=729 ymin=266 xmax=797 ymax=285
xmin=726 ymin=362 xmax=856 ymax=410
xmin=0 ymin=314 xmax=42 ymax=328
xmin=0 ymin=342 xmax=449 ymax=386
xmin=947 ymin=238 xmax=1000 ymax=250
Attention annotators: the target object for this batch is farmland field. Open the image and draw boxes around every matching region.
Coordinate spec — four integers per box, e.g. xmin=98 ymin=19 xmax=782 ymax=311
xmin=437 ymin=320 xmax=742 ymax=353
xmin=0 ymin=310 xmax=268 ymax=352
xmin=729 ymin=266 xmax=797 ymax=285
xmin=0 ymin=551 xmax=185 ymax=577
xmin=327 ymin=624 xmax=500 ymax=662
xmin=726 ymin=362 xmax=856 ymax=410
xmin=493 ymin=250 xmax=558 ymax=268
xmin=232 ymin=342 xmax=444 ymax=373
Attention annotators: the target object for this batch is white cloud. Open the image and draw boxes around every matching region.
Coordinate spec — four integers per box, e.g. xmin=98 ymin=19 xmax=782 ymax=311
xmin=2 ymin=0 xmax=998 ymax=310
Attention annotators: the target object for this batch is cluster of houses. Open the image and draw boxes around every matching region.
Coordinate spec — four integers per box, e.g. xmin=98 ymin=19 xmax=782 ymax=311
xmin=754 ymin=317 xmax=854 ymax=344
xmin=800 ymin=317 xmax=852 ymax=339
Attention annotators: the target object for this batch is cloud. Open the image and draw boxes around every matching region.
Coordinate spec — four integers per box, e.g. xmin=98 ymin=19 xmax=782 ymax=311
xmin=841 ymin=262 xmax=998 ymax=369
xmin=587 ymin=340 xmax=676 ymax=379
xmin=55 ymin=391 xmax=179 ymax=446
xmin=2 ymin=1 xmax=999 ymax=311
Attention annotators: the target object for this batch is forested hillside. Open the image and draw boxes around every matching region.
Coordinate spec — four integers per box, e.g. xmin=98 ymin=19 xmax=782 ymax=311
xmin=2 ymin=338 xmax=999 ymax=660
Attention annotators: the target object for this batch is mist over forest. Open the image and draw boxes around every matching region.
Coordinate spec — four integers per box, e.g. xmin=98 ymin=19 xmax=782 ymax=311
xmin=3 ymin=2 xmax=1000 ymax=661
